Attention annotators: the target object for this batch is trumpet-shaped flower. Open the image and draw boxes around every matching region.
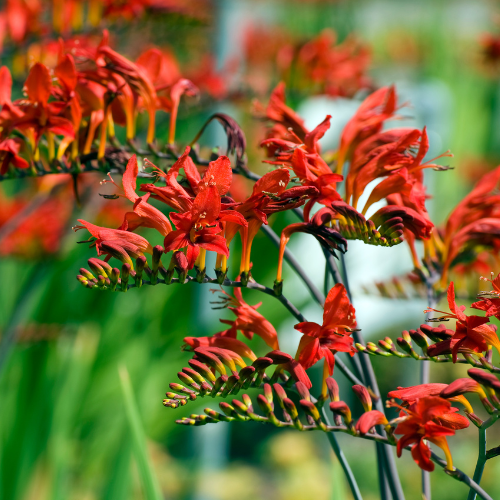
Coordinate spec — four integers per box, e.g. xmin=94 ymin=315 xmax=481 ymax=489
xmin=295 ymin=284 xmax=356 ymax=375
xmin=394 ymin=397 xmax=469 ymax=472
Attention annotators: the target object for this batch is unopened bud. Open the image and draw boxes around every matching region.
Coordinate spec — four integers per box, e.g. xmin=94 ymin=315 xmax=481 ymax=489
xmin=194 ymin=348 xmax=227 ymax=375
xmin=252 ymin=357 xmax=274 ymax=371
xmin=263 ymin=383 xmax=273 ymax=404
xmin=397 ymin=337 xmax=413 ymax=355
xmin=188 ymin=359 xmax=216 ymax=383
xmin=151 ymin=245 xmax=163 ymax=284
xmin=88 ymin=258 xmax=112 ymax=278
xmin=468 ymin=368 xmax=500 ymax=392
xmin=80 ymin=268 xmax=95 ymax=280
xmin=172 ymin=251 xmax=188 ymax=283
xmin=352 ymin=385 xmax=372 ymax=411
xmin=120 ymin=263 xmax=131 ymax=291
xmin=326 ymin=377 xmax=339 ymax=402
xmin=257 ymin=394 xmax=274 ymax=415
xmin=265 ymin=350 xmax=293 ymax=364
xmin=299 ymin=400 xmax=321 ymax=421
xmin=283 ymin=398 xmax=299 ymax=419
xmin=296 ymin=381 xmax=311 ymax=401
xmin=329 ymin=401 xmax=352 ymax=424
xmin=467 ymin=412 xmax=484 ymax=428
xmin=135 ymin=255 xmax=147 ymax=287
xmin=440 ymin=378 xmax=487 ymax=400
xmin=409 ymin=329 xmax=429 ymax=351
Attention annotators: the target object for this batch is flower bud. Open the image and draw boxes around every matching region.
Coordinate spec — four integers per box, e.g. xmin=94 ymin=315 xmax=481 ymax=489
xmin=257 ymin=394 xmax=274 ymax=415
xmin=204 ymin=347 xmax=238 ymax=374
xmin=79 ymin=268 xmax=95 ymax=280
xmin=467 ymin=412 xmax=484 ymax=428
xmin=172 ymin=251 xmax=188 ymax=283
xmin=210 ymin=375 xmax=228 ymax=396
xmin=110 ymin=267 xmax=120 ymax=288
xmin=220 ymin=375 xmax=240 ymax=397
xmin=263 ymin=383 xmax=273 ymax=404
xmin=182 ymin=367 xmax=206 ymax=386
xmin=356 ymin=410 xmax=388 ymax=434
xmin=299 ymin=400 xmax=321 ymax=421
xmin=177 ymin=371 xmax=198 ymax=389
xmin=194 ymin=348 xmax=227 ymax=375
xmin=409 ymin=329 xmax=429 ymax=351
xmin=265 ymin=350 xmax=292 ymax=364
xmin=252 ymin=357 xmax=274 ymax=371
xmin=135 ymin=255 xmax=147 ymax=286
xmin=120 ymin=263 xmax=131 ymax=291
xmin=242 ymin=393 xmax=254 ymax=412
xmin=232 ymin=399 xmax=250 ymax=416
xmin=467 ymin=368 xmax=500 ymax=392
xmin=238 ymin=365 xmax=256 ymax=382
xmin=296 ymin=381 xmax=311 ymax=401
xmin=329 ymin=401 xmax=352 ymax=424
xmin=188 ymin=358 xmax=217 ymax=383
xmin=283 ymin=398 xmax=299 ymax=420
xmin=219 ymin=402 xmax=237 ymax=418
xmin=396 ymin=337 xmax=413 ymax=355
xmin=440 ymin=379 xmax=487 ymax=400
xmin=352 ymin=385 xmax=372 ymax=412
xmin=426 ymin=340 xmax=453 ymax=357
xmin=401 ymin=330 xmax=412 ymax=343
xmin=88 ymin=257 xmax=112 ymax=278
xmin=326 ymin=377 xmax=339 ymax=402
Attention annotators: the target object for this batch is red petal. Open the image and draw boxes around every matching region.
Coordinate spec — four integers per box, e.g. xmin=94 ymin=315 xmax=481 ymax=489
xmin=123 ymin=155 xmax=139 ymax=202
xmin=25 ymin=63 xmax=51 ymax=104
xmin=199 ymin=155 xmax=232 ymax=195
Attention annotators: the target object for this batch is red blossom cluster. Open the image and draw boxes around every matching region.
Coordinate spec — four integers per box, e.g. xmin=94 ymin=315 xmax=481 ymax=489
xmin=242 ymin=27 xmax=371 ymax=97
xmin=0 ymin=32 xmax=213 ymax=174
xmin=258 ymin=83 xmax=451 ymax=276
xmin=0 ymin=0 xmax=210 ymax=51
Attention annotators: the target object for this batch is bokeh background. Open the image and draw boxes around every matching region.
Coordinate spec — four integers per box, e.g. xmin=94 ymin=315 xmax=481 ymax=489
xmin=2 ymin=0 xmax=500 ymax=499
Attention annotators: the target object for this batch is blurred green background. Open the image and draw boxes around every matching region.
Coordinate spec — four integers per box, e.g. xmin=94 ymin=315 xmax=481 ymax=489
xmin=2 ymin=0 xmax=500 ymax=499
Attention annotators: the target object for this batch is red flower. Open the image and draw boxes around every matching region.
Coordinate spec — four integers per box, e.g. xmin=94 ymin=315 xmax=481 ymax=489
xmin=388 ymin=383 xmax=473 ymax=414
xmin=336 ymin=86 xmax=397 ymax=174
xmin=215 ymin=286 xmax=280 ymax=350
xmin=183 ymin=332 xmax=257 ymax=362
xmin=224 ymin=168 xmax=317 ymax=275
xmin=356 ymin=410 xmax=388 ymax=434
xmin=470 ymin=273 xmax=500 ymax=319
xmin=74 ymin=220 xmax=152 ymax=268
xmin=11 ymin=63 xmax=75 ymax=151
xmin=394 ymin=397 xmax=468 ymax=472
xmin=295 ymin=29 xmax=371 ymax=98
xmin=0 ymin=138 xmax=28 ymax=174
xmin=259 ymin=82 xmax=309 ymax=148
xmin=425 ymin=282 xmax=500 ymax=361
xmin=295 ymin=284 xmax=356 ymax=375
xmin=106 ymin=155 xmax=172 ymax=237
xmin=140 ymin=147 xmax=202 ymax=213
xmin=439 ymin=167 xmax=500 ymax=284
xmin=163 ymin=156 xmax=246 ymax=269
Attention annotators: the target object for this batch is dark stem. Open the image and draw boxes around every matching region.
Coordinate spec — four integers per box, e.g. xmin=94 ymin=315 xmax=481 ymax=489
xmin=89 ymin=273 xmax=366 ymax=386
xmin=260 ymin=224 xmax=325 ymax=306
xmin=421 ymin=288 xmax=437 ymax=500
xmin=339 ymin=253 xmax=406 ymax=500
